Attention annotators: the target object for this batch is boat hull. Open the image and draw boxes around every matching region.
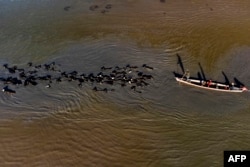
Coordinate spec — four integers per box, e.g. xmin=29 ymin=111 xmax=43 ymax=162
xmin=175 ymin=77 xmax=245 ymax=93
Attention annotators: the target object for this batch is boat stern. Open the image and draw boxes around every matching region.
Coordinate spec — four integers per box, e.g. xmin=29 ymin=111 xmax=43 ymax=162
xmin=242 ymin=87 xmax=248 ymax=91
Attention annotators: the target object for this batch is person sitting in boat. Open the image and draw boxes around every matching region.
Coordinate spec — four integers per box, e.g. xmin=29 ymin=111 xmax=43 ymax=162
xmin=242 ymin=86 xmax=248 ymax=91
xmin=183 ymin=69 xmax=190 ymax=81
xmin=215 ymin=83 xmax=218 ymax=89
xmin=207 ymin=80 xmax=212 ymax=87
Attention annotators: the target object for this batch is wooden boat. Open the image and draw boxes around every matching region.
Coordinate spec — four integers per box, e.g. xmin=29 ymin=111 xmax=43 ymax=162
xmin=174 ymin=72 xmax=248 ymax=93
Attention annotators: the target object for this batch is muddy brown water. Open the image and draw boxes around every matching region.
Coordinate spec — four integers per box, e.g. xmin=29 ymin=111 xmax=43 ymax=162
xmin=0 ymin=0 xmax=250 ymax=166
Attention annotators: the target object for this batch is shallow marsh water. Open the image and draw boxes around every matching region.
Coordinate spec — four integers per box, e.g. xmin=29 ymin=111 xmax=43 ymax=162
xmin=0 ymin=0 xmax=250 ymax=166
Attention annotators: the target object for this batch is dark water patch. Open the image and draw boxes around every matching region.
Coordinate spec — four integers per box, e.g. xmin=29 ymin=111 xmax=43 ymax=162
xmin=1 ymin=38 xmax=249 ymax=118
xmin=2 ymin=0 xmax=250 ymax=68
xmin=63 ymin=6 xmax=71 ymax=11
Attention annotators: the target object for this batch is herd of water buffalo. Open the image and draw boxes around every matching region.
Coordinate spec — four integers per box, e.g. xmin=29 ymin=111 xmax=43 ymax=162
xmin=1 ymin=62 xmax=154 ymax=94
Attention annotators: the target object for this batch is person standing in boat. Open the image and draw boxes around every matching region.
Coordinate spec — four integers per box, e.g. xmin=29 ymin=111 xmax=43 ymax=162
xmin=183 ymin=69 xmax=190 ymax=81
xmin=230 ymin=82 xmax=235 ymax=90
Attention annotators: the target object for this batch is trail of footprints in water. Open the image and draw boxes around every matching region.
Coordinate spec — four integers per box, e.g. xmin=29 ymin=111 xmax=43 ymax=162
xmin=1 ymin=62 xmax=154 ymax=94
